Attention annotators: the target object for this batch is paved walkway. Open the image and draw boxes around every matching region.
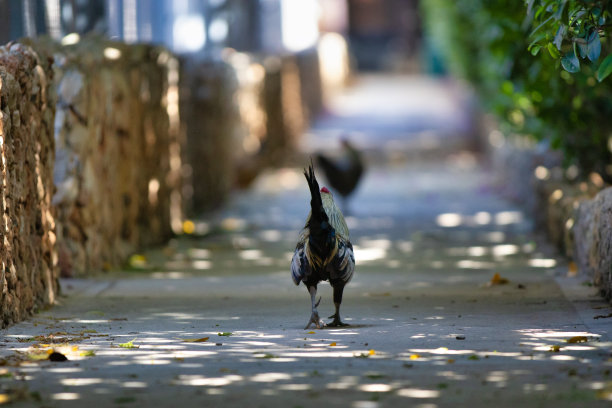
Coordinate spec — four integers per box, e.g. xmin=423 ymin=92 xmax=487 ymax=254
xmin=1 ymin=76 xmax=611 ymax=407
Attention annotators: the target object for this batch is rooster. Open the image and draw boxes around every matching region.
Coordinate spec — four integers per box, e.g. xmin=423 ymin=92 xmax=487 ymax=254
xmin=291 ymin=164 xmax=355 ymax=329
xmin=315 ymin=139 xmax=365 ymax=213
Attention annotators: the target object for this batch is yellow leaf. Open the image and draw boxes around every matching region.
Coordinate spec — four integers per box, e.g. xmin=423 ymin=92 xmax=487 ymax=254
xmin=549 ymin=345 xmax=561 ymax=352
xmin=183 ymin=337 xmax=210 ymax=343
xmin=490 ymin=273 xmax=509 ymax=285
xmin=568 ymin=261 xmax=578 ymax=277
xmin=567 ymin=336 xmax=588 ymax=343
xmin=307 ymin=331 xmax=316 ymax=334
xmin=72 ymin=346 xmax=79 ymax=352
xmin=409 ymin=354 xmax=420 ymax=360
xmin=369 ymin=349 xmax=376 ymax=356
xmin=183 ymin=220 xmax=195 ymax=234
xmin=329 ymin=342 xmax=337 ymax=347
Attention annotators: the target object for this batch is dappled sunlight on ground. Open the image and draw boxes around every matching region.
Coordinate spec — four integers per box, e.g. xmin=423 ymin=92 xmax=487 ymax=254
xmin=2 ymin=161 xmax=612 ymax=406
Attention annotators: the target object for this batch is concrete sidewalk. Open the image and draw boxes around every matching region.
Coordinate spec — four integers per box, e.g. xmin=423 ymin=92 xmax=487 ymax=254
xmin=1 ymin=76 xmax=611 ymax=407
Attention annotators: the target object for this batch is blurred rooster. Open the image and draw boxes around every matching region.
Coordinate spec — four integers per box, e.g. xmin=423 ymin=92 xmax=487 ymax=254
xmin=291 ymin=164 xmax=355 ymax=329
xmin=315 ymin=139 xmax=365 ymax=212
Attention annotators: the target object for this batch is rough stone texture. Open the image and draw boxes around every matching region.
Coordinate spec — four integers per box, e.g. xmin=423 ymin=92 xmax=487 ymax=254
xmin=180 ymin=51 xmax=311 ymax=214
xmin=0 ymin=42 xmax=58 ymax=327
xmin=34 ymin=37 xmax=182 ymax=276
xmin=590 ymin=188 xmax=612 ymax=299
xmin=485 ymin=117 xmax=612 ymax=301
xmin=179 ymin=57 xmax=241 ymax=213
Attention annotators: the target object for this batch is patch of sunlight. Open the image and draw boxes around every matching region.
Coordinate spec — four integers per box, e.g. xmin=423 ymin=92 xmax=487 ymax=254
xmin=519 ymin=329 xmax=600 ymax=339
xmin=260 ymin=229 xmax=282 ymax=242
xmin=359 ymin=384 xmax=393 ymax=393
xmin=51 ymin=393 xmax=80 ymax=401
xmin=47 ymin=367 xmax=83 ymax=373
xmin=151 ymin=271 xmax=189 ymax=279
xmin=486 ymin=371 xmax=508 ymax=383
xmin=278 ymin=384 xmax=312 ymax=391
xmin=494 ymin=211 xmax=523 ymax=225
xmin=60 ymin=378 xmax=104 ymax=386
xmin=206 ymin=388 xmax=226 ymax=395
xmin=353 ymin=246 xmax=386 ymax=263
xmin=550 ymin=355 xmax=576 ymax=361
xmin=122 ymin=381 xmax=148 ymax=388
xmin=359 ymin=239 xmax=392 ymax=250
xmin=397 ymin=388 xmax=440 ymax=398
xmin=468 ymin=246 xmax=487 ymax=256
xmin=251 ymin=372 xmax=292 ymax=383
xmin=456 ymin=259 xmax=493 ymax=269
xmin=103 ymin=47 xmax=122 ymax=60
xmin=175 ymin=374 xmax=243 ymax=387
xmin=528 ymin=258 xmax=557 ymax=268
xmin=282 ymin=351 xmax=360 ymax=358
xmin=437 ymin=371 xmax=467 ymax=381
xmin=239 ymin=249 xmax=263 ymax=260
xmin=524 ymin=383 xmax=548 ymax=392
xmin=492 ymin=244 xmax=519 ymax=257
xmin=436 ymin=213 xmax=462 ymax=228
xmin=188 ymin=248 xmax=210 ymax=259
xmin=352 ymin=402 xmax=380 ymax=408
xmin=473 ymin=211 xmax=492 ymax=225
xmin=192 ymin=260 xmax=212 ymax=270
xmin=407 ymin=348 xmax=476 ymax=356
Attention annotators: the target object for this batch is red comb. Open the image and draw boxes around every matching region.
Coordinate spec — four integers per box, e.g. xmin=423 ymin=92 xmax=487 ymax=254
xmin=320 ymin=187 xmax=330 ymax=193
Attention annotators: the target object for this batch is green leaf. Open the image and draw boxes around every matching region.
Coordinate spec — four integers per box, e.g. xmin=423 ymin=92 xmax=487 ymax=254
xmin=596 ymin=54 xmax=612 ymax=82
xmin=547 ymin=42 xmax=561 ymax=59
xmin=217 ymin=332 xmax=233 ymax=337
xmin=561 ymin=50 xmax=580 ymax=73
xmin=530 ymin=45 xmax=542 ymax=56
xmin=586 ymin=30 xmax=601 ymax=62
xmin=553 ymin=24 xmax=566 ymax=50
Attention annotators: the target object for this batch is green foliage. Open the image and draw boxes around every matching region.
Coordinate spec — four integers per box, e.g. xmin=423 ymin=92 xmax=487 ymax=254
xmin=421 ymin=0 xmax=612 ymax=181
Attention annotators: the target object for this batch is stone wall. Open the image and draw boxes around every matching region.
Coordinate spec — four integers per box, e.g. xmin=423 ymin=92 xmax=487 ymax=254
xmin=0 ymin=43 xmax=58 ymax=327
xmin=485 ymin=117 xmax=612 ymax=301
xmin=39 ymin=37 xmax=182 ymax=276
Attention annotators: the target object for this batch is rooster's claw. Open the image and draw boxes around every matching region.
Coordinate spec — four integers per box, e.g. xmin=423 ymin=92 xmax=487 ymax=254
xmin=327 ymin=313 xmax=349 ymax=327
xmin=304 ymin=311 xmax=324 ymax=330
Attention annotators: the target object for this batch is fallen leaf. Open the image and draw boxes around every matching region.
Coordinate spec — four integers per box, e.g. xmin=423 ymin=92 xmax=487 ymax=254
xmin=329 ymin=342 xmax=337 ymax=347
xmin=447 ymin=359 xmax=455 ymax=364
xmin=307 ymin=331 xmax=316 ymax=334
xmin=369 ymin=349 xmax=376 ymax=356
xmin=456 ymin=335 xmax=466 ymax=340
xmin=594 ymin=313 xmax=612 ymax=319
xmin=567 ymin=336 xmax=588 ymax=343
xmin=468 ymin=355 xmax=480 ymax=360
xmin=218 ymin=332 xmax=232 ymax=337
xmin=409 ymin=354 xmax=420 ymax=360
xmin=182 ymin=337 xmax=210 ymax=343
xmin=549 ymin=345 xmax=561 ymax=352
xmin=489 ymin=273 xmax=509 ymax=286
xmin=80 ymin=350 xmax=95 ymax=357
xmin=117 ymin=340 xmax=139 ymax=349
xmin=568 ymin=261 xmax=578 ymax=277
xmin=71 ymin=346 xmax=79 ymax=352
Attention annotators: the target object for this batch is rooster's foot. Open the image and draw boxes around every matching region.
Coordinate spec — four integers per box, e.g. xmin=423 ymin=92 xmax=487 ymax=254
xmin=327 ymin=313 xmax=349 ymax=327
xmin=304 ymin=311 xmax=324 ymax=330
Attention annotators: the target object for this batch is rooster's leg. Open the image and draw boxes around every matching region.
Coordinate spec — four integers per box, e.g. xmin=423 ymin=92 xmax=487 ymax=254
xmin=328 ymin=284 xmax=349 ymax=327
xmin=304 ymin=285 xmax=323 ymax=330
